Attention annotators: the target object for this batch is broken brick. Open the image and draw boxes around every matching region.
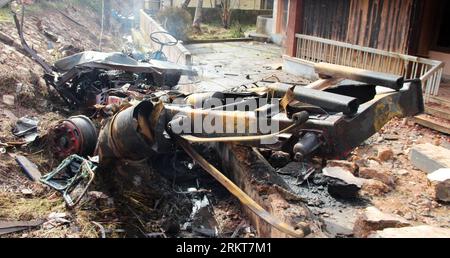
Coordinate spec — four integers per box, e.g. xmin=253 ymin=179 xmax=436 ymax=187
xmin=353 ymin=206 xmax=410 ymax=238
xmin=326 ymin=160 xmax=358 ymax=175
xmin=359 ymin=167 xmax=395 ymax=187
xmin=377 ymin=148 xmax=394 ymax=162
xmin=361 ymin=179 xmax=391 ymax=196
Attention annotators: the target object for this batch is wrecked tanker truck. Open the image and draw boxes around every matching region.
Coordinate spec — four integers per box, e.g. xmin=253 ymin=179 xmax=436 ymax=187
xmin=45 ymin=63 xmax=424 ymax=237
xmin=9 ymin=9 xmax=426 ymax=237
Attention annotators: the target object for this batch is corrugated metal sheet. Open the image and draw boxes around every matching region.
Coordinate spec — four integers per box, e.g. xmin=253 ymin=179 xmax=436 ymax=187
xmin=301 ymin=0 xmax=414 ymax=53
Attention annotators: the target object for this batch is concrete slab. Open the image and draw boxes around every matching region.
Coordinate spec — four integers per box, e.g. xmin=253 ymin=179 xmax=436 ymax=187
xmin=283 ymin=55 xmax=319 ymax=81
xmin=180 ymin=42 xmax=308 ymax=93
xmin=369 ymin=225 xmax=450 ymax=238
xmin=410 ymin=143 xmax=450 ymax=173
xmin=427 ymin=168 xmax=450 ymax=202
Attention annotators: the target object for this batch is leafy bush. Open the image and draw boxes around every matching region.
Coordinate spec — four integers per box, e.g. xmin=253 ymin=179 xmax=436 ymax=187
xmin=156 ymin=7 xmax=192 ymax=41
xmin=230 ymin=21 xmax=243 ymax=38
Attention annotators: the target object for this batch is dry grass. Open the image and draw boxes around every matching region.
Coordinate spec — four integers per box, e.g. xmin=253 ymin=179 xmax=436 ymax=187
xmin=0 ymin=188 xmax=120 ymax=238
xmin=0 ymin=192 xmax=64 ymax=220
xmin=0 ymin=7 xmax=12 ymax=23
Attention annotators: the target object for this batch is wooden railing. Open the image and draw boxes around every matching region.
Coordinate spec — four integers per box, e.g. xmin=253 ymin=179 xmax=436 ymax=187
xmin=295 ymin=34 xmax=445 ymax=103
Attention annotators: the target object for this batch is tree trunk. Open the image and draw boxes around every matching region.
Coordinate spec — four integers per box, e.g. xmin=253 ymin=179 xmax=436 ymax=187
xmin=221 ymin=0 xmax=232 ymax=29
xmin=192 ymin=0 xmax=203 ymax=32
xmin=104 ymin=0 xmax=111 ymax=31
xmin=181 ymin=0 xmax=191 ymax=9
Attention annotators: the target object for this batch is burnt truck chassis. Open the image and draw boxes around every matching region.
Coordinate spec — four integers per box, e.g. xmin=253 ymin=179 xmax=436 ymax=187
xmin=158 ymin=80 xmax=424 ymax=160
xmin=95 ymin=67 xmax=424 ymax=237
xmin=268 ymin=80 xmax=423 ymax=159
xmin=10 ymin=7 xmax=425 ymax=237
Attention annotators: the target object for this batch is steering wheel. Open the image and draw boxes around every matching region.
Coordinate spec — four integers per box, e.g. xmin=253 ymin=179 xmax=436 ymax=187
xmin=150 ymin=31 xmax=179 ymax=47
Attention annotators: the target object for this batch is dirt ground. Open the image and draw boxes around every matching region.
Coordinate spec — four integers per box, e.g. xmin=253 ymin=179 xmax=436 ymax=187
xmin=350 ymin=118 xmax=449 ymax=226
xmin=0 ymin=1 xmax=449 ymax=238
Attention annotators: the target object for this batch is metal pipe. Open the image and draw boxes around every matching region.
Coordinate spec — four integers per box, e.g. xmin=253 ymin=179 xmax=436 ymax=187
xmin=166 ymin=105 xmax=296 ymax=137
xmin=269 ymin=83 xmax=360 ymax=115
xmin=314 ymin=62 xmax=404 ymax=90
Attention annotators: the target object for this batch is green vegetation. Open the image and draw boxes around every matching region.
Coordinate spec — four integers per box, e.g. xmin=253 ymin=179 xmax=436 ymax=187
xmin=230 ymin=22 xmax=244 ymax=38
xmin=189 ymin=22 xmax=255 ymax=41
xmin=0 ymin=6 xmax=13 ymax=22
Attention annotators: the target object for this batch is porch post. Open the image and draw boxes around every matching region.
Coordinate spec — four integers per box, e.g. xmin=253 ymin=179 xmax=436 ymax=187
xmin=285 ymin=0 xmax=303 ymax=57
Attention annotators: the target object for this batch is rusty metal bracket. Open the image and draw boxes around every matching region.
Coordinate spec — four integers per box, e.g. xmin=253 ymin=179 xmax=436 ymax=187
xmin=40 ymin=155 xmax=96 ymax=208
xmin=12 ymin=9 xmax=53 ymax=74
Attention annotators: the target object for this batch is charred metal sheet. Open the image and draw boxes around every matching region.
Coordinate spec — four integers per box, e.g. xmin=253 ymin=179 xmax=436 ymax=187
xmin=12 ymin=116 xmax=39 ymax=143
xmin=54 ymin=51 xmax=158 ymax=74
xmin=0 ymin=220 xmax=44 ymax=236
xmin=13 ymin=12 xmax=53 ymax=74
xmin=97 ymin=100 xmax=172 ymax=163
xmin=47 ymin=51 xmax=196 ymax=109
xmin=15 ymin=155 xmax=42 ymax=181
xmin=54 ymin=51 xmax=194 ymax=75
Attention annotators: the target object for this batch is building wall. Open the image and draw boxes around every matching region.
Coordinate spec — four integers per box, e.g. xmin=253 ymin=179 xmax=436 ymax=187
xmin=170 ymin=0 xmax=267 ymax=10
xmin=429 ymin=51 xmax=450 ymax=77
xmin=300 ymin=0 xmax=414 ymax=54
xmin=271 ymin=0 xmax=278 ymax=33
